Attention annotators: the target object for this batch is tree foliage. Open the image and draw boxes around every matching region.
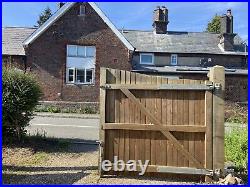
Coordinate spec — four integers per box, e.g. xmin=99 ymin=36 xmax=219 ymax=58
xmin=36 ymin=7 xmax=53 ymax=27
xmin=206 ymin=14 xmax=221 ymax=34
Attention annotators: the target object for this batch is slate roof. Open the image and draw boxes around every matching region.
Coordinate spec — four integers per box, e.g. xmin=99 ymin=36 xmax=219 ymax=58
xmin=2 ymin=27 xmax=36 ymax=56
xmin=2 ymin=28 xmax=247 ymax=57
xmin=122 ymin=30 xmax=247 ymax=55
xmin=133 ymin=65 xmax=248 ymax=75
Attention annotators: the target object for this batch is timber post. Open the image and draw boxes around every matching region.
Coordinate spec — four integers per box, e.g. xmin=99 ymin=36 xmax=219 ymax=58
xmin=208 ymin=65 xmax=225 ymax=175
xmin=99 ymin=67 xmax=107 ymax=177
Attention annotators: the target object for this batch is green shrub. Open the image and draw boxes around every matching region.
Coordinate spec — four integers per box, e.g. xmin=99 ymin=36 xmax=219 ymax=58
xmin=225 ymin=129 xmax=248 ymax=170
xmin=47 ymin=106 xmax=60 ymax=113
xmin=2 ymin=68 xmax=42 ymax=141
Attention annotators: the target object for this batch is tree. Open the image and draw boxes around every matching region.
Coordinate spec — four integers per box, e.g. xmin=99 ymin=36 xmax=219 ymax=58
xmin=36 ymin=7 xmax=53 ymax=27
xmin=206 ymin=14 xmax=221 ymax=34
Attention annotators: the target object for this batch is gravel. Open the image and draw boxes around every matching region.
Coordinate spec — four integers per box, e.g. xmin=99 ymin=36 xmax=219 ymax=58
xmin=3 ymin=143 xmax=198 ymax=184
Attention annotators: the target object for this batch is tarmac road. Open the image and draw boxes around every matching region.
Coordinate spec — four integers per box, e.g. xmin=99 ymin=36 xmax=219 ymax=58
xmin=27 ymin=116 xmax=99 ymax=141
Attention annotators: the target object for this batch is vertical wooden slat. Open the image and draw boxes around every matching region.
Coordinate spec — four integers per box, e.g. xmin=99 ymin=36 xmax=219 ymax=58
xmin=188 ymin=80 xmax=196 ymax=168
xmin=177 ymin=79 xmax=184 ymax=167
xmin=161 ymin=77 xmax=168 ymax=166
xmin=156 ymin=76 xmax=163 ymax=165
xmin=129 ymin=72 xmax=136 ymax=161
xmin=145 ymin=75 xmax=151 ymax=164
xmin=119 ymin=70 xmax=126 ymax=161
xmin=150 ymin=75 xmax=157 ymax=166
xmin=114 ymin=69 xmax=121 ymax=159
xmin=194 ymin=81 xmax=202 ymax=166
xmin=183 ymin=79 xmax=190 ymax=167
xmin=205 ymin=89 xmax=213 ymax=182
xmin=171 ymin=80 xmax=178 ymax=167
xmin=134 ymin=73 xmax=141 ymax=161
xmin=107 ymin=69 xmax=116 ymax=162
xmin=166 ymin=79 xmax=173 ymax=167
xmin=124 ymin=71 xmax=131 ymax=162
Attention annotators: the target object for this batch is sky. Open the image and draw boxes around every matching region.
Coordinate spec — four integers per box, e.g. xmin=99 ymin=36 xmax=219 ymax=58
xmin=2 ymin=2 xmax=248 ymax=41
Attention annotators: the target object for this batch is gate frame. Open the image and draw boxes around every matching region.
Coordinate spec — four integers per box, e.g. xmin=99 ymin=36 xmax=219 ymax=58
xmin=99 ymin=66 xmax=225 ymax=181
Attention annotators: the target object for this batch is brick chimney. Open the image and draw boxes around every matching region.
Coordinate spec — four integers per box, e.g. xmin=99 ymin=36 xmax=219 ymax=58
xmin=219 ymin=9 xmax=236 ymax=51
xmin=153 ymin=6 xmax=169 ymax=34
xmin=58 ymin=2 xmax=65 ymax=9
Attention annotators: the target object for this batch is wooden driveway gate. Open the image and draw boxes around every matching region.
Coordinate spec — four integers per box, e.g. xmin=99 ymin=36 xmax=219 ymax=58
xmin=99 ymin=66 xmax=225 ymax=181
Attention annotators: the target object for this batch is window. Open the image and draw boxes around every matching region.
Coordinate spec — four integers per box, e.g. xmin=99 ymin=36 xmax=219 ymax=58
xmin=66 ymin=45 xmax=95 ymax=84
xmin=67 ymin=68 xmax=94 ymax=84
xmin=67 ymin=45 xmax=77 ymax=57
xmin=86 ymin=69 xmax=94 ymax=83
xmin=171 ymin=54 xmax=178 ymax=65
xmin=140 ymin=53 xmax=154 ymax=65
xmin=79 ymin=5 xmax=86 ymax=16
xmin=76 ymin=69 xmax=85 ymax=83
xmin=68 ymin=68 xmax=75 ymax=83
xmin=67 ymin=45 xmax=96 ymax=58
xmin=86 ymin=46 xmax=95 ymax=57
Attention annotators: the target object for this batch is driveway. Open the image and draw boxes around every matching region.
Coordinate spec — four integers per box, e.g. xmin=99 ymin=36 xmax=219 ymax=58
xmin=27 ymin=115 xmax=99 ymax=141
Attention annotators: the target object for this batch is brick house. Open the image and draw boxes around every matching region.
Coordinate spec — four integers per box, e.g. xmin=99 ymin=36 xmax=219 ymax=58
xmin=2 ymin=2 xmax=248 ymax=103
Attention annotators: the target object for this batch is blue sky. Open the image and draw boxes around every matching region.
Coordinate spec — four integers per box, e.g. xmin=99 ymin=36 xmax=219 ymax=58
xmin=2 ymin=2 xmax=248 ymax=41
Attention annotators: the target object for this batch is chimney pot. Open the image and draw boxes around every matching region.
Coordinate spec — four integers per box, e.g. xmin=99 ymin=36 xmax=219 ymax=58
xmin=227 ymin=9 xmax=232 ymax=16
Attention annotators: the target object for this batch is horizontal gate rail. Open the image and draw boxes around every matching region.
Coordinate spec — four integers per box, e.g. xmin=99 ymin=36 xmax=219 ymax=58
xmin=101 ymin=83 xmax=213 ymax=91
xmin=103 ymin=123 xmax=206 ymax=132
xmin=110 ymin=164 xmax=213 ymax=176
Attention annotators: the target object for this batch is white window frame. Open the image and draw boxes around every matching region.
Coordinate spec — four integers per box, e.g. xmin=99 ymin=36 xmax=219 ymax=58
xmin=67 ymin=68 xmax=75 ymax=83
xmin=170 ymin=54 xmax=178 ymax=66
xmin=140 ymin=53 xmax=154 ymax=65
xmin=66 ymin=68 xmax=95 ymax=85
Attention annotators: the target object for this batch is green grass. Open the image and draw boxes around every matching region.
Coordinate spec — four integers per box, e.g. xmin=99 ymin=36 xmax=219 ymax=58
xmin=35 ymin=105 xmax=98 ymax=114
xmin=225 ymin=128 xmax=248 ymax=171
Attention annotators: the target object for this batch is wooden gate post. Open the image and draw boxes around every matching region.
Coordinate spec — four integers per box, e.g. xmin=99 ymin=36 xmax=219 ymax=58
xmin=208 ymin=66 xmax=225 ymax=173
xmin=99 ymin=67 xmax=107 ymax=176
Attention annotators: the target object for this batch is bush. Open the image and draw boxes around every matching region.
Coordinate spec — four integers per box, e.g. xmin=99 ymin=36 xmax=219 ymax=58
xmin=2 ymin=68 xmax=42 ymax=141
xmin=225 ymin=129 xmax=248 ymax=171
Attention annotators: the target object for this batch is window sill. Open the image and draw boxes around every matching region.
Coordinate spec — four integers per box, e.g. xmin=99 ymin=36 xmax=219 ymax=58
xmin=140 ymin=63 xmax=155 ymax=65
xmin=66 ymin=83 xmax=95 ymax=86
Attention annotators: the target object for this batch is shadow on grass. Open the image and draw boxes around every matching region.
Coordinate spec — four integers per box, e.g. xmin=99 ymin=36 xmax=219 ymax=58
xmin=2 ymin=165 xmax=98 ymax=184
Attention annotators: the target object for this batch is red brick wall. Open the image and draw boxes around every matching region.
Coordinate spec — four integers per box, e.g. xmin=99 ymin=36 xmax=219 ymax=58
xmin=2 ymin=55 xmax=26 ymax=71
xmin=25 ymin=3 xmax=132 ymax=102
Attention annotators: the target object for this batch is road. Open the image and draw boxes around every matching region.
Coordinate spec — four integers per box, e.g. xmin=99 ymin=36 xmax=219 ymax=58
xmin=27 ymin=116 xmax=99 ymax=141
xmin=27 ymin=116 xmax=246 ymax=141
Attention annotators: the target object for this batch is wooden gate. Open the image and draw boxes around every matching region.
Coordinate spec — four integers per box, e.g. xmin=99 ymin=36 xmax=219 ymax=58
xmin=99 ymin=66 xmax=225 ymax=181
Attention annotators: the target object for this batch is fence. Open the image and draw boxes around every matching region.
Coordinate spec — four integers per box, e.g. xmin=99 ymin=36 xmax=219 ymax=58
xmin=99 ymin=66 xmax=225 ymax=181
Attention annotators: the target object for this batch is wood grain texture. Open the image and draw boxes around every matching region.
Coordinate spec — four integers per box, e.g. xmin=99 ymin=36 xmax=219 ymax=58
xmin=100 ymin=68 xmax=223 ymax=178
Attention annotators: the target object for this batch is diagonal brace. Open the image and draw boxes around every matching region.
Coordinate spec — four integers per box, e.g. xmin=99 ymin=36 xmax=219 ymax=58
xmin=120 ymin=88 xmax=204 ymax=169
